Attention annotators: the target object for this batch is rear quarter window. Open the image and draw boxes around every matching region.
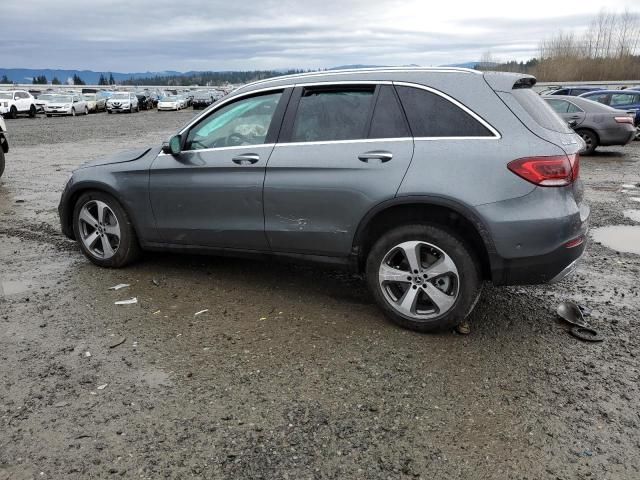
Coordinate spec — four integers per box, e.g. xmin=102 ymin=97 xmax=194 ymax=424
xmin=512 ymin=88 xmax=572 ymax=134
xmin=395 ymin=85 xmax=494 ymax=137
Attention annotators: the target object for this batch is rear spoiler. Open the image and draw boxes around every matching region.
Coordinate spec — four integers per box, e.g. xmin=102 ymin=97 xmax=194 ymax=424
xmin=482 ymin=72 xmax=537 ymax=92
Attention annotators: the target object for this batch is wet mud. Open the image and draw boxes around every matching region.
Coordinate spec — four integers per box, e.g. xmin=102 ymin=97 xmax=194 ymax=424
xmin=1 ymin=112 xmax=640 ymax=479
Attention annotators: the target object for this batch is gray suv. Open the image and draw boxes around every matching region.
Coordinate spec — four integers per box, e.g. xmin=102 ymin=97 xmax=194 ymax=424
xmin=58 ymin=68 xmax=589 ymax=332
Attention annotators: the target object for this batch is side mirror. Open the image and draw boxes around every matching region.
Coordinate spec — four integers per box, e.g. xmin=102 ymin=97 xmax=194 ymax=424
xmin=162 ymin=135 xmax=182 ymax=155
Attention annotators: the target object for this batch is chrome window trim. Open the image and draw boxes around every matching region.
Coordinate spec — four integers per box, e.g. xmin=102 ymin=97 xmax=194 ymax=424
xmin=176 ymin=79 xmax=501 ymax=147
xmin=276 ymin=138 xmax=413 ymax=147
xmin=158 ymin=143 xmax=276 ymax=157
xmin=393 ymin=81 xmax=501 ymax=139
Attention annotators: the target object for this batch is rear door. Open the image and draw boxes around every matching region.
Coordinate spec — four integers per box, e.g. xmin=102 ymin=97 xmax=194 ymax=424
xmin=546 ymin=99 xmax=586 ymax=126
xmin=150 ymin=89 xmax=289 ymax=249
xmin=263 ymin=83 xmax=414 ymax=256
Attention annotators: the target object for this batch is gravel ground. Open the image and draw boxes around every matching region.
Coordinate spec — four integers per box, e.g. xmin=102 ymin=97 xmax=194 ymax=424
xmin=1 ymin=111 xmax=639 ymax=480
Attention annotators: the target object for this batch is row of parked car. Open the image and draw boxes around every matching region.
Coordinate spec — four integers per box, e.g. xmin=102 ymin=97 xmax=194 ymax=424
xmin=0 ymin=88 xmax=226 ymax=118
xmin=540 ymin=85 xmax=640 ymax=154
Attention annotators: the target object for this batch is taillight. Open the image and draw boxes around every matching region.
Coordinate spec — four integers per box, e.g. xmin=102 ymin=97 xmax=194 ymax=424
xmin=614 ymin=116 xmax=634 ymax=124
xmin=507 ymin=154 xmax=579 ymax=187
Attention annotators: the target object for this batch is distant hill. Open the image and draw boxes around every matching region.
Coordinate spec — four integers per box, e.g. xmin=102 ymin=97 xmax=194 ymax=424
xmin=0 ymin=68 xmax=195 ymax=84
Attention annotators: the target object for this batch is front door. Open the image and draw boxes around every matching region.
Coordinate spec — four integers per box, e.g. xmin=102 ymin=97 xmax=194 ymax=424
xmin=264 ymin=84 xmax=414 ymax=256
xmin=150 ymin=89 xmax=287 ymax=250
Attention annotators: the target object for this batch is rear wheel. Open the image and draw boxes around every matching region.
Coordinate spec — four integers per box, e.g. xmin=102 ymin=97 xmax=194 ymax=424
xmin=366 ymin=224 xmax=481 ymax=332
xmin=84 ymin=106 xmax=89 ymax=115
xmin=72 ymin=191 xmax=140 ymax=268
xmin=577 ymin=129 xmax=598 ymax=155
xmin=71 ymin=108 xmax=76 ymax=117
xmin=0 ymin=148 xmax=5 ymax=178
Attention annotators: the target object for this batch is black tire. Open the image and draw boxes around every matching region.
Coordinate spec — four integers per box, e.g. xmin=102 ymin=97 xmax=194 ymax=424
xmin=46 ymin=114 xmax=52 ymax=118
xmin=577 ymin=129 xmax=598 ymax=155
xmin=9 ymin=106 xmax=17 ymax=119
xmin=366 ymin=224 xmax=481 ymax=333
xmin=71 ymin=108 xmax=76 ymax=117
xmin=84 ymin=107 xmax=89 ymax=115
xmin=0 ymin=148 xmax=5 ymax=178
xmin=72 ymin=191 xmax=141 ymax=268
xmin=29 ymin=105 xmax=36 ymax=118
xmin=107 ymin=110 xmax=112 ymax=114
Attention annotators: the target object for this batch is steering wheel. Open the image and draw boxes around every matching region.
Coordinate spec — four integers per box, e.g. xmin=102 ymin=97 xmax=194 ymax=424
xmin=227 ymin=132 xmax=251 ymax=146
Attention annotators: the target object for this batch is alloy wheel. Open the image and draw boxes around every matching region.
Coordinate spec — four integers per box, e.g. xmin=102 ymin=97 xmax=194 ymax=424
xmin=378 ymin=241 xmax=459 ymax=320
xmin=78 ymin=200 xmax=121 ymax=259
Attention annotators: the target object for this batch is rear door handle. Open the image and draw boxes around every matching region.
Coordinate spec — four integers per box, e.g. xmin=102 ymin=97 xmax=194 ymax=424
xmin=232 ymin=153 xmax=260 ymax=165
xmin=358 ymin=150 xmax=393 ymax=163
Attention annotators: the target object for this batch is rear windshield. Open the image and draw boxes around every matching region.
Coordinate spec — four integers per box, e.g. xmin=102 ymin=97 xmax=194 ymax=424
xmin=512 ymin=89 xmax=572 ymax=133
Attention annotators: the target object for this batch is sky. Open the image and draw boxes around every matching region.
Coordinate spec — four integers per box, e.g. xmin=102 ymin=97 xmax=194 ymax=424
xmin=1 ymin=0 xmax=639 ymax=73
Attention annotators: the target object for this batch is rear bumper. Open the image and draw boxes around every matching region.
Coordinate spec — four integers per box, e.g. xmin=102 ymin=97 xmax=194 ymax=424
xmin=496 ymin=238 xmax=587 ymax=285
xmin=599 ymin=125 xmax=636 ymax=146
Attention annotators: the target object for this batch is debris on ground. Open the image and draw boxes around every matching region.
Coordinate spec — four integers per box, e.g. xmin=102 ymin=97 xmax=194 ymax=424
xmin=84 ymin=351 xmax=91 ymax=357
xmin=108 ymin=284 xmax=130 ymax=291
xmin=456 ymin=321 xmax=471 ymax=335
xmin=108 ymin=337 xmax=126 ymax=349
xmin=97 ymin=384 xmax=108 ymax=390
xmin=152 ymin=278 xmax=160 ymax=286
xmin=115 ymin=297 xmax=137 ymax=305
xmin=194 ymin=309 xmax=208 ymax=316
xmin=556 ymin=301 xmax=604 ymax=342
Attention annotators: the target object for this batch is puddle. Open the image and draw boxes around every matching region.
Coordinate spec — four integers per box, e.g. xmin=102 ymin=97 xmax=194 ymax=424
xmin=623 ymin=210 xmax=640 ymax=223
xmin=591 ymin=225 xmax=640 ymax=255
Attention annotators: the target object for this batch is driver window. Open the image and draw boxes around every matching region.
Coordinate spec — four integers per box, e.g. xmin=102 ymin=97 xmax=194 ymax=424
xmin=186 ymin=91 xmax=282 ymax=150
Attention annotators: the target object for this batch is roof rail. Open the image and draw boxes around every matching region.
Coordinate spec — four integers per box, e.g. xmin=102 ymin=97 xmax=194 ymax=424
xmin=240 ymin=66 xmax=481 ymax=89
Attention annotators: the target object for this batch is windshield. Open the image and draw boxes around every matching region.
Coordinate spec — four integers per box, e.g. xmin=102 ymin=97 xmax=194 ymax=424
xmin=38 ymin=94 xmax=54 ymax=101
xmin=195 ymin=92 xmax=211 ymax=99
xmin=0 ymin=92 xmax=12 ymax=99
xmin=162 ymin=96 xmax=178 ymax=101
xmin=112 ymin=93 xmax=129 ymax=99
xmin=84 ymin=93 xmax=96 ymax=99
xmin=50 ymin=95 xmax=73 ymax=103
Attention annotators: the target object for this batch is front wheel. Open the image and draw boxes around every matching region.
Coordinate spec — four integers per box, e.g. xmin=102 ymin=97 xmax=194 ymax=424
xmin=29 ymin=105 xmax=36 ymax=118
xmin=84 ymin=106 xmax=89 ymax=115
xmin=71 ymin=108 xmax=76 ymax=117
xmin=9 ymin=106 xmax=17 ymax=119
xmin=0 ymin=148 xmax=5 ymax=178
xmin=577 ymin=129 xmax=598 ymax=155
xmin=72 ymin=191 xmax=140 ymax=268
xmin=366 ymin=224 xmax=481 ymax=332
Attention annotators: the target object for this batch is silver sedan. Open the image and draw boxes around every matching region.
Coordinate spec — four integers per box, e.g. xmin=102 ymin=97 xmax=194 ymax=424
xmin=544 ymin=95 xmax=636 ymax=155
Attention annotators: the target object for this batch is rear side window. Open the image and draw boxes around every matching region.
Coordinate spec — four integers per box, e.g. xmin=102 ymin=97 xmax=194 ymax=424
xmin=585 ymin=93 xmax=609 ymax=104
xmin=291 ymin=88 xmax=374 ymax=142
xmin=610 ymin=93 xmax=639 ymax=106
xmin=395 ymin=86 xmax=493 ymax=137
xmin=512 ymin=88 xmax=572 ymax=133
xmin=368 ymin=85 xmax=409 ymax=139
xmin=546 ymin=99 xmax=570 ymax=113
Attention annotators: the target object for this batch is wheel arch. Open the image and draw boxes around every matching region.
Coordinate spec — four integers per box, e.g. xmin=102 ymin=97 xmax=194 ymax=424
xmin=62 ymin=182 xmax=139 ymax=240
xmin=352 ymin=196 xmax=498 ymax=281
xmin=575 ymin=127 xmax=600 ymax=144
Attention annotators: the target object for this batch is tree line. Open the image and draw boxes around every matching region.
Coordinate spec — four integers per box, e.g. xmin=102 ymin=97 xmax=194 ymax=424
xmin=477 ymin=9 xmax=640 ymax=81
xmin=120 ymin=69 xmax=311 ymax=86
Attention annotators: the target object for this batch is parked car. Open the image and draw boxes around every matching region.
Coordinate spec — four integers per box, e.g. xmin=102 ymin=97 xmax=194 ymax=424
xmin=579 ymin=90 xmax=640 ymax=126
xmin=83 ymin=93 xmax=107 ymax=113
xmin=34 ymin=93 xmax=56 ymax=113
xmin=45 ymin=94 xmax=89 ymax=117
xmin=544 ymin=95 xmax=636 ymax=154
xmin=135 ymin=93 xmax=155 ymax=110
xmin=106 ymin=92 xmax=139 ymax=114
xmin=58 ymin=68 xmax=588 ymax=333
xmin=544 ymin=86 xmax=604 ymax=97
xmin=157 ymin=95 xmax=184 ymax=111
xmin=0 ymin=115 xmax=7 ymax=177
xmin=192 ymin=91 xmax=215 ymax=110
xmin=0 ymin=90 xmax=38 ymax=118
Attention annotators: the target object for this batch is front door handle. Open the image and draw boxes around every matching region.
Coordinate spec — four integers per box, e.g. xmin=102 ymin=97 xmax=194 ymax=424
xmin=569 ymin=115 xmax=581 ymax=119
xmin=358 ymin=150 xmax=393 ymax=163
xmin=232 ymin=153 xmax=260 ymax=165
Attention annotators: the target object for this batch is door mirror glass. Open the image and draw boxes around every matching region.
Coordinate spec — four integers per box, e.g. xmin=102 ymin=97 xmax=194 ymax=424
xmin=169 ymin=135 xmax=182 ymax=155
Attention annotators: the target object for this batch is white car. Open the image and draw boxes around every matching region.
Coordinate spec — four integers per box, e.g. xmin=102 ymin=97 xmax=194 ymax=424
xmin=106 ymin=92 xmax=139 ymax=114
xmin=157 ymin=95 xmax=184 ymax=111
xmin=34 ymin=93 xmax=56 ymax=113
xmin=0 ymin=115 xmax=7 ymax=177
xmin=0 ymin=90 xmax=38 ymax=118
xmin=45 ymin=94 xmax=89 ymax=117
xmin=82 ymin=93 xmax=107 ymax=113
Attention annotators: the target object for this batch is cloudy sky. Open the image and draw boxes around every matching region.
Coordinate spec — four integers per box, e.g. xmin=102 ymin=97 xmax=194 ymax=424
xmin=2 ymin=0 xmax=638 ymax=72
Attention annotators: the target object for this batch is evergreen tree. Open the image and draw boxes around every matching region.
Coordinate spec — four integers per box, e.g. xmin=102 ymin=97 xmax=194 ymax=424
xmin=108 ymin=73 xmax=115 ymax=85
xmin=52 ymin=77 xmax=61 ymax=85
xmin=0 ymin=75 xmax=9 ymax=84
xmin=72 ymin=74 xmax=86 ymax=85
xmin=98 ymin=74 xmax=107 ymax=85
